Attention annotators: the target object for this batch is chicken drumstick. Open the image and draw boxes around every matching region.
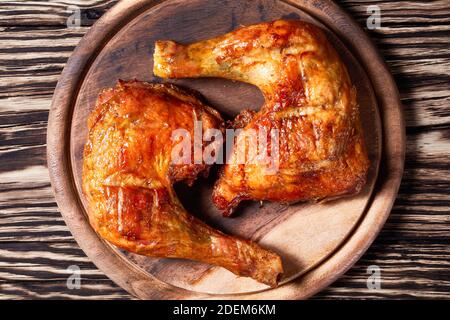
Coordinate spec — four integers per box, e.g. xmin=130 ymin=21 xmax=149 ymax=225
xmin=153 ymin=20 xmax=370 ymax=216
xmin=82 ymin=80 xmax=283 ymax=286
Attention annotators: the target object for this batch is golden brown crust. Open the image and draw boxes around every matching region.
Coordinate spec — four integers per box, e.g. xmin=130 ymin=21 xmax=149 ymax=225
xmin=154 ymin=20 xmax=370 ymax=216
xmin=82 ymin=80 xmax=283 ymax=286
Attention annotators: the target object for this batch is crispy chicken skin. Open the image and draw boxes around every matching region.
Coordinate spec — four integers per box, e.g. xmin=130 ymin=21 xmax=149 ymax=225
xmin=82 ymin=80 xmax=283 ymax=286
xmin=154 ymin=20 xmax=370 ymax=216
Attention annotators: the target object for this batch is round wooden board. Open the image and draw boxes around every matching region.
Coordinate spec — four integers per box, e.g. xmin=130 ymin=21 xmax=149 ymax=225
xmin=47 ymin=0 xmax=405 ymax=299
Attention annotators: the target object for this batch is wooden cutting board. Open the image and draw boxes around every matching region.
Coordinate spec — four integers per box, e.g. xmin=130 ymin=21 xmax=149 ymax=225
xmin=47 ymin=0 xmax=404 ymax=299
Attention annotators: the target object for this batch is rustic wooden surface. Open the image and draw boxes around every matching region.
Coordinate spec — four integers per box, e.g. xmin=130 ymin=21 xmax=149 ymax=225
xmin=0 ymin=0 xmax=448 ymax=299
xmin=48 ymin=0 xmax=392 ymax=299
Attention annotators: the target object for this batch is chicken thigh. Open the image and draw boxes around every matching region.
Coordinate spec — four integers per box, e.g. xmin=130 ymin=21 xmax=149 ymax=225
xmin=82 ymin=80 xmax=283 ymax=286
xmin=153 ymin=20 xmax=370 ymax=216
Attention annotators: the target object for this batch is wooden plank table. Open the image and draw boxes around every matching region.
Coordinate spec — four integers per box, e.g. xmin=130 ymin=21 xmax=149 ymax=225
xmin=0 ymin=0 xmax=449 ymax=299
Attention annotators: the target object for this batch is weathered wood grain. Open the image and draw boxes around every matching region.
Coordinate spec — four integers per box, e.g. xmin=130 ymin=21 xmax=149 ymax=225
xmin=0 ymin=281 xmax=131 ymax=300
xmin=0 ymin=0 xmax=116 ymax=26
xmin=0 ymin=0 xmax=449 ymax=299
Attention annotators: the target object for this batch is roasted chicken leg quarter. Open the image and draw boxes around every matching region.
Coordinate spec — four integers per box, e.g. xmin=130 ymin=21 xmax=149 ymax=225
xmin=82 ymin=80 xmax=283 ymax=286
xmin=154 ymin=20 xmax=370 ymax=216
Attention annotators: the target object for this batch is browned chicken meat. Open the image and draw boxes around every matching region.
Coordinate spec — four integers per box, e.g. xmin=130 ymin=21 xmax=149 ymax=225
xmin=82 ymin=80 xmax=283 ymax=286
xmin=154 ymin=20 xmax=370 ymax=216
